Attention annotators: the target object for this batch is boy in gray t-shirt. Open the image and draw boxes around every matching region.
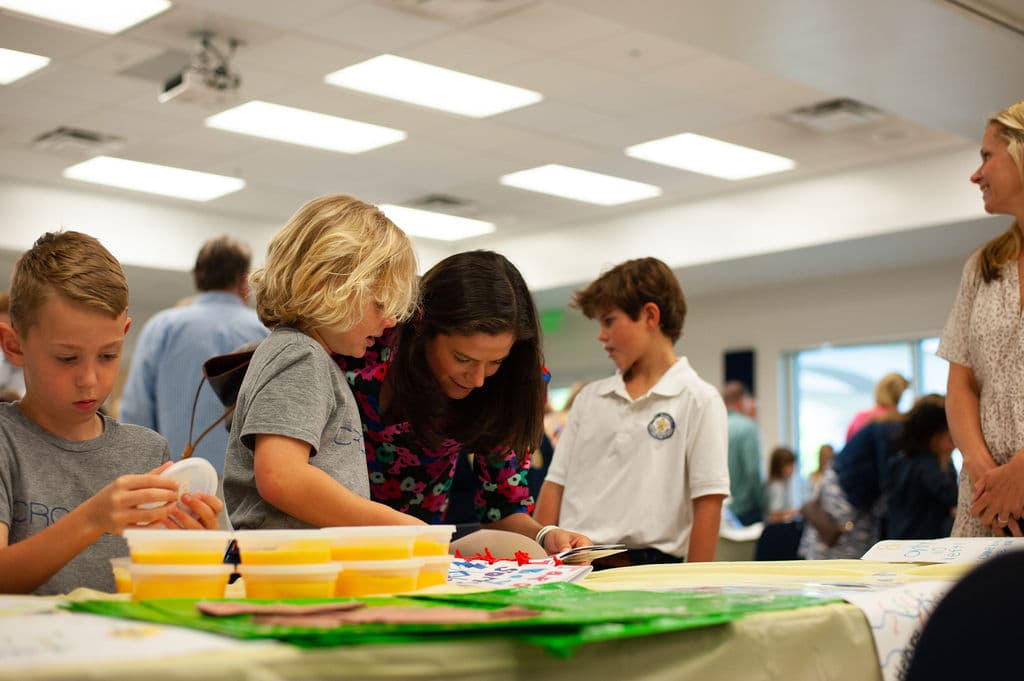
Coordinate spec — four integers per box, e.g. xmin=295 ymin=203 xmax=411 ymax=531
xmin=0 ymin=231 xmax=224 ymax=595
xmin=222 ymin=195 xmax=424 ymax=530
xmin=225 ymin=327 xmax=370 ymax=529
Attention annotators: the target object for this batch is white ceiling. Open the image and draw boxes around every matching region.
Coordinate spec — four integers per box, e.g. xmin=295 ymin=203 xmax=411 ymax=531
xmin=0 ymin=0 xmax=1021 ymax=296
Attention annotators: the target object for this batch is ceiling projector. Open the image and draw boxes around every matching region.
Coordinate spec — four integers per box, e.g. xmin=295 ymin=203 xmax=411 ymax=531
xmin=159 ymin=68 xmax=240 ymax=107
xmin=158 ymin=31 xmax=242 ymax=108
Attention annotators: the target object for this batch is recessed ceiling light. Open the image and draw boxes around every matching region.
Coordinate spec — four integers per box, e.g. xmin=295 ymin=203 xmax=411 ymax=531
xmin=205 ymin=101 xmax=407 ymax=154
xmin=379 ymin=204 xmax=495 ymax=242
xmin=0 ymin=0 xmax=171 ymax=34
xmin=0 ymin=47 xmax=49 ymax=84
xmin=63 ymin=156 xmax=245 ymax=202
xmin=324 ymin=54 xmax=542 ymax=118
xmin=625 ymin=132 xmax=795 ymax=180
xmin=499 ymin=164 xmax=662 ymax=206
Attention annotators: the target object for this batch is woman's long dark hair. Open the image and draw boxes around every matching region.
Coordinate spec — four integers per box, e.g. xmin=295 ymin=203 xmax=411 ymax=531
xmin=385 ymin=250 xmax=546 ymax=459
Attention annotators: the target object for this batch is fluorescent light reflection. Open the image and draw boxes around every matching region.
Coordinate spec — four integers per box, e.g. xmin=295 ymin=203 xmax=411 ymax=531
xmin=500 ymin=164 xmax=662 ymax=206
xmin=0 ymin=0 xmax=171 ymax=34
xmin=380 ymin=204 xmax=495 ymax=241
xmin=206 ymin=101 xmax=407 ymax=153
xmin=626 ymin=132 xmax=795 ymax=180
xmin=0 ymin=47 xmax=50 ymax=84
xmin=325 ymin=54 xmax=542 ymax=118
xmin=63 ymin=156 xmax=245 ymax=202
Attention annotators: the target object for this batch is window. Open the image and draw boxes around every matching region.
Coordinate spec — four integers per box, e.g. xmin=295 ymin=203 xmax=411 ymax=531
xmin=784 ymin=337 xmax=948 ymax=478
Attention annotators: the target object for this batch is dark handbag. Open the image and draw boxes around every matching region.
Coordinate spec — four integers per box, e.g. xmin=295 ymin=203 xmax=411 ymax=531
xmin=800 ymin=497 xmax=851 ymax=548
xmin=181 ymin=346 xmax=257 ymax=459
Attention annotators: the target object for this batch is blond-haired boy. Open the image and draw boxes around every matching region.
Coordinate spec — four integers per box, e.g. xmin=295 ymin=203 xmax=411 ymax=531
xmin=0 ymin=231 xmax=222 ymax=595
xmin=225 ymin=194 xmax=424 ymax=529
xmin=535 ymin=257 xmax=729 ymax=564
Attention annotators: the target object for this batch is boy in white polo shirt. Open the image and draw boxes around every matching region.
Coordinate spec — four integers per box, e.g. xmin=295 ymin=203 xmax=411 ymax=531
xmin=534 ymin=258 xmax=729 ymax=565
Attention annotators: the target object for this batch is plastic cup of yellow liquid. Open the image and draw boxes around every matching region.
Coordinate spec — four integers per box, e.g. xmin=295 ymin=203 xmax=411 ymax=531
xmin=416 ymin=554 xmax=454 ymax=590
xmin=110 ymin=556 xmax=132 ymax=594
xmin=123 ymin=529 xmax=233 ymax=565
xmin=335 ymin=558 xmax=424 ymax=597
xmin=321 ymin=526 xmax=418 ymax=561
xmin=236 ymin=562 xmax=343 ymax=599
xmin=128 ymin=563 xmax=234 ymax=601
xmin=412 ymin=525 xmax=456 ymax=556
xmin=233 ymin=529 xmax=332 ymax=565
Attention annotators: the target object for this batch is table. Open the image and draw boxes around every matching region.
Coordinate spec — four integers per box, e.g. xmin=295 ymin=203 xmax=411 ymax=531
xmin=0 ymin=559 xmax=971 ymax=681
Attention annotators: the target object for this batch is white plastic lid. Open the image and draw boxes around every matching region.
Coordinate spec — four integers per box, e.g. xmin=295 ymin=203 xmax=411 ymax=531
xmin=236 ymin=562 xmax=344 ymax=576
xmin=139 ymin=458 xmax=218 ymax=510
xmin=337 ymin=558 xmax=424 ymax=572
xmin=123 ymin=528 xmax=233 ymax=545
xmin=414 ymin=525 xmax=456 ymax=539
xmin=321 ymin=526 xmax=420 ymax=537
xmin=127 ymin=563 xmax=234 ymax=576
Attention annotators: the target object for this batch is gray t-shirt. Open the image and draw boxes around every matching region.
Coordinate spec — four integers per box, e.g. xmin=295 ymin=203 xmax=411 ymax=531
xmin=0 ymin=402 xmax=170 ymax=595
xmin=224 ymin=326 xmax=370 ymax=530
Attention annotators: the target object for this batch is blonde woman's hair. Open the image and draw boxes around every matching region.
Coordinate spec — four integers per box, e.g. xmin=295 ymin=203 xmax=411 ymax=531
xmin=251 ymin=195 xmax=418 ymax=331
xmin=977 ymin=100 xmax=1024 ymax=283
xmin=10 ymin=231 xmax=128 ymax=334
xmin=875 ymin=372 xmax=908 ymax=409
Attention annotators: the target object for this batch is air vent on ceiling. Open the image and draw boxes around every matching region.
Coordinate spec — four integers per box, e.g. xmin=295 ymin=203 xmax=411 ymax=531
xmin=410 ymin=193 xmax=477 ymax=212
xmin=32 ymin=126 xmax=124 ymax=156
xmin=382 ymin=0 xmax=537 ymax=24
xmin=944 ymin=0 xmax=1024 ymax=37
xmin=782 ymin=97 xmax=884 ymax=133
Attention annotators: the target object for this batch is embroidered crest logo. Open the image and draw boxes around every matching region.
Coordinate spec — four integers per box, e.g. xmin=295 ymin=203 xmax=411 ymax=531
xmin=647 ymin=412 xmax=676 ymax=440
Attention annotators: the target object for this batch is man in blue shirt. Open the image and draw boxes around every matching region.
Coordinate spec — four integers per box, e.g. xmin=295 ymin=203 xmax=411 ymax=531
xmin=723 ymin=381 xmax=764 ymax=526
xmin=120 ymin=235 xmax=268 ymax=475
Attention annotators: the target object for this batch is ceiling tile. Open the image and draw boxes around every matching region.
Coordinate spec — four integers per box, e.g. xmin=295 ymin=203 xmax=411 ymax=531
xmin=562 ymin=28 xmax=707 ymax=75
xmin=472 ymin=2 xmax=624 ymax=52
xmin=299 ymin=2 xmax=454 ymax=52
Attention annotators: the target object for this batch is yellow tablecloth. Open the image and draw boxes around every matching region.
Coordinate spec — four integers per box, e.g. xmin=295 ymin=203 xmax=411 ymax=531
xmin=0 ymin=560 xmax=971 ymax=681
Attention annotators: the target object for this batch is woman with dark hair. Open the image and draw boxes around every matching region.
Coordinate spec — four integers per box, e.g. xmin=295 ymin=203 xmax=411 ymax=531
xmin=884 ymin=396 xmax=957 ymax=540
xmin=334 ymin=250 xmax=591 ymax=553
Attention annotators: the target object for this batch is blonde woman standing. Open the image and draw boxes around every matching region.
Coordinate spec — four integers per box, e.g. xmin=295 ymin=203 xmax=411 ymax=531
xmin=940 ymin=101 xmax=1024 ymax=537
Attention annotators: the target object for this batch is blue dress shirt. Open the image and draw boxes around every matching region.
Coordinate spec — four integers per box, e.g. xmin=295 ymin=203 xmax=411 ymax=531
xmin=119 ymin=291 xmax=268 ymax=474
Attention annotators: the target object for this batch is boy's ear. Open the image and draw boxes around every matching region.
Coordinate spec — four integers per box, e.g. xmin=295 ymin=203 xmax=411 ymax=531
xmin=0 ymin=322 xmax=25 ymax=368
xmin=124 ymin=317 xmax=132 ymax=336
xmin=642 ymin=302 xmax=661 ymax=330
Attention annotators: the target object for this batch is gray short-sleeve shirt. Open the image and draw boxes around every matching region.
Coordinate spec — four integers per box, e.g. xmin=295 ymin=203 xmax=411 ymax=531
xmin=224 ymin=326 xmax=370 ymax=530
xmin=0 ymin=403 xmax=170 ymax=595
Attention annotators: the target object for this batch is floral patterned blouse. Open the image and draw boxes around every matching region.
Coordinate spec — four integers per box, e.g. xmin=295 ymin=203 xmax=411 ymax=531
xmin=938 ymin=252 xmax=1024 ymax=537
xmin=333 ymin=331 xmax=533 ymax=524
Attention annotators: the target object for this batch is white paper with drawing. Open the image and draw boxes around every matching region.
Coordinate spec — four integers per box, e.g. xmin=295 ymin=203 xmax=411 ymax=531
xmin=861 ymin=537 xmax=1024 ymax=563
xmin=841 ymin=581 xmax=952 ymax=681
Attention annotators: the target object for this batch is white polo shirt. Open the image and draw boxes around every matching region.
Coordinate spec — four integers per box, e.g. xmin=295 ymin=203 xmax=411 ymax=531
xmin=546 ymin=357 xmax=730 ymax=558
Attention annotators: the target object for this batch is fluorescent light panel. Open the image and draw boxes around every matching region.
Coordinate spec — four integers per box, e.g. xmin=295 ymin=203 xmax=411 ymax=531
xmin=626 ymin=132 xmax=795 ymax=180
xmin=325 ymin=54 xmax=542 ymax=118
xmin=63 ymin=156 xmax=245 ymax=202
xmin=380 ymin=204 xmax=495 ymax=242
xmin=0 ymin=47 xmax=49 ymax=84
xmin=205 ymin=101 xmax=406 ymax=153
xmin=500 ymin=164 xmax=662 ymax=206
xmin=0 ymin=0 xmax=171 ymax=34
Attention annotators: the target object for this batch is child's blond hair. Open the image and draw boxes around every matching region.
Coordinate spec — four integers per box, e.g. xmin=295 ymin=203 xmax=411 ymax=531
xmin=9 ymin=231 xmax=128 ymax=334
xmin=251 ymin=195 xmax=418 ymax=330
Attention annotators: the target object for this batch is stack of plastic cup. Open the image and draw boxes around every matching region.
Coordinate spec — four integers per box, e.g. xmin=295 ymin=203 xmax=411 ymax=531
xmin=121 ymin=529 xmax=234 ymax=600
xmin=233 ymin=529 xmax=341 ymax=598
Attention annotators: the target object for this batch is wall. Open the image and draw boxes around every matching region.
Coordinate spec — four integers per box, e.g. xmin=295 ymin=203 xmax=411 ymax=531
xmin=541 ymin=257 xmax=967 ymax=453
